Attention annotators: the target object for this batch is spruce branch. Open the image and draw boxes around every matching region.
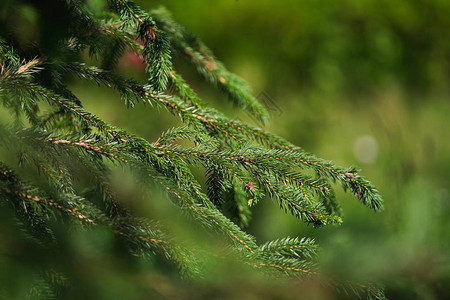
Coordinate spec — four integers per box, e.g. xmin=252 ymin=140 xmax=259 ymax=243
xmin=151 ymin=7 xmax=270 ymax=124
xmin=108 ymin=0 xmax=173 ymax=91
xmin=259 ymin=237 xmax=319 ymax=259
xmin=0 ymin=1 xmax=385 ymax=298
xmin=167 ymin=70 xmax=207 ymax=107
xmin=0 ymin=164 xmax=97 ymax=225
xmin=0 ymin=162 xmax=198 ymax=277
xmin=21 ymin=129 xmax=258 ymax=253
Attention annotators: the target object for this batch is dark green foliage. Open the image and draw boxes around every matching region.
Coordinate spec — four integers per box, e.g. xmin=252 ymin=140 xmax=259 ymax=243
xmin=0 ymin=1 xmax=384 ymax=298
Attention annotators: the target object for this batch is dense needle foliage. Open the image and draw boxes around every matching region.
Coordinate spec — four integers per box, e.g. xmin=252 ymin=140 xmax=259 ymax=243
xmin=0 ymin=0 xmax=384 ymax=298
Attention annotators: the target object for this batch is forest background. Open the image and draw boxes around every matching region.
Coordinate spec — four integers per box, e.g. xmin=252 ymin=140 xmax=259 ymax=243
xmin=1 ymin=0 xmax=449 ymax=299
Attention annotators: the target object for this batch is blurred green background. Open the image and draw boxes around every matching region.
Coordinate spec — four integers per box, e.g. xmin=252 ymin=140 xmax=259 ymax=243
xmin=1 ymin=0 xmax=449 ymax=298
xmin=143 ymin=1 xmax=448 ymax=298
xmin=135 ymin=1 xmax=448 ymax=298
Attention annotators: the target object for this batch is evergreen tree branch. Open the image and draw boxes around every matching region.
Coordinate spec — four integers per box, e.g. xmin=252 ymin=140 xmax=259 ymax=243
xmin=0 ymin=161 xmax=198 ymax=277
xmin=0 ymin=1 xmax=386 ymax=297
xmin=1 ymin=55 xmax=382 ymax=214
xmin=167 ymin=70 xmax=207 ymax=107
xmin=259 ymin=237 xmax=319 ymax=259
xmin=23 ymin=130 xmax=258 ymax=253
xmin=108 ymin=0 xmax=173 ymax=91
xmin=0 ymin=164 xmax=97 ymax=225
xmin=151 ymin=7 xmax=270 ymax=124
